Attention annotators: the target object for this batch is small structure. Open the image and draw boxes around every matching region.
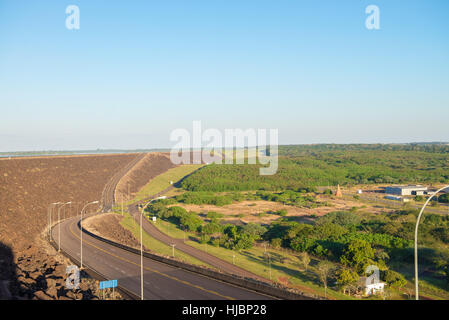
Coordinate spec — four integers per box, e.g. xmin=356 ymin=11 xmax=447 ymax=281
xmin=385 ymin=185 xmax=428 ymax=196
xmin=357 ymin=189 xmax=363 ymax=194
xmin=358 ymin=277 xmax=386 ymax=296
xmin=335 ymin=184 xmax=343 ymax=197
xmin=385 ymin=195 xmax=410 ymax=203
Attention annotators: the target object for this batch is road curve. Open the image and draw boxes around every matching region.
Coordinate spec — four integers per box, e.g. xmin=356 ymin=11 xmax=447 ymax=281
xmin=101 ymin=153 xmax=146 ymax=212
xmin=128 ymin=204 xmax=267 ymax=282
xmin=52 ymin=215 xmax=272 ymax=300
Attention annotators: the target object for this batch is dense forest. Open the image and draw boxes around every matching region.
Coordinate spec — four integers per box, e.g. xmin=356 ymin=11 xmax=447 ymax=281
xmin=180 ymin=145 xmax=449 ymax=192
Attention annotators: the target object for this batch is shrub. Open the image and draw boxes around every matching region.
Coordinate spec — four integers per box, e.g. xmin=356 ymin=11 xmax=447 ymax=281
xmin=206 ymin=211 xmax=224 ymax=220
xmin=414 ymin=195 xmax=425 ymax=202
xmin=210 ymin=238 xmax=220 ymax=247
xmin=271 ymin=238 xmax=282 ymax=248
xmin=199 ymin=234 xmax=210 ymax=244
xmin=382 ymin=270 xmax=406 ymax=288
xmin=277 ymin=209 xmax=288 ymax=216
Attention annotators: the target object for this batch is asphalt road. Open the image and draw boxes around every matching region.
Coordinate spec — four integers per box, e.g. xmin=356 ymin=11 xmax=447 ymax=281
xmin=52 ymin=215 xmax=272 ymax=300
xmin=101 ymin=152 xmax=146 ymax=212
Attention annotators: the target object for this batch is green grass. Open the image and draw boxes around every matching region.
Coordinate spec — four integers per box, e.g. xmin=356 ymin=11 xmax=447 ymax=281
xmin=128 ymin=164 xmax=204 ymax=204
xmin=187 ymin=240 xmax=352 ymax=300
xmin=119 ymin=210 xmax=211 ymax=268
xmin=148 ymin=217 xmax=188 ymax=240
xmin=148 ymin=217 xmax=352 ymax=299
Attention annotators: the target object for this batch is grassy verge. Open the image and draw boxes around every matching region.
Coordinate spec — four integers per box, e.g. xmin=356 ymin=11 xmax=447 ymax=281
xmin=118 ymin=210 xmax=212 ymax=268
xmin=126 ymin=164 xmax=204 ymax=205
xmin=148 ymin=216 xmax=351 ymax=300
xmin=188 ymin=240 xmax=351 ymax=300
xmin=148 ymin=217 xmax=187 ymax=240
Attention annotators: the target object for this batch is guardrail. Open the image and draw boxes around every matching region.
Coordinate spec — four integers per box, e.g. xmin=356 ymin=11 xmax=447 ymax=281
xmin=48 ymin=229 xmax=140 ymax=300
xmin=79 ymin=220 xmax=320 ymax=300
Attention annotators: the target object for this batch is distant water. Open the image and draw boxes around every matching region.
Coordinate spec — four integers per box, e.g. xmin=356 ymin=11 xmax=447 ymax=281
xmin=0 ymin=150 xmax=167 ymax=158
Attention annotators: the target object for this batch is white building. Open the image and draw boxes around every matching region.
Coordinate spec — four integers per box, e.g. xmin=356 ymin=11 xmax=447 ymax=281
xmin=385 ymin=195 xmax=410 ymax=202
xmin=358 ymin=277 xmax=386 ymax=296
xmin=385 ymin=185 xmax=428 ymax=196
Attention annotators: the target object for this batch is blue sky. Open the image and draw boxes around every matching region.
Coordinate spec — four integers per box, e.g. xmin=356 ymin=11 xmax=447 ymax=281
xmin=0 ymin=0 xmax=448 ymax=151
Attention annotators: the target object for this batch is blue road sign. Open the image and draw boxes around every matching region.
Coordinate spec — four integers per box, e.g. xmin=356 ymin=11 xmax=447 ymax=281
xmin=99 ymin=280 xmax=118 ymax=290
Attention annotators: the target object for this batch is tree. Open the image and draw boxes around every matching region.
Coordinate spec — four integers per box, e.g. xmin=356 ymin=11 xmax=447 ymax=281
xmin=336 ymin=268 xmax=359 ymax=295
xmin=439 ymin=193 xmax=449 ymax=203
xmin=298 ymin=252 xmax=311 ymax=271
xmin=201 ymin=222 xmax=222 ymax=235
xmin=313 ymin=222 xmax=348 ymax=240
xmin=290 ymin=237 xmax=315 ymax=252
xmin=242 ymin=223 xmax=267 ymax=239
xmin=340 ymin=239 xmax=375 ymax=273
xmin=316 ymin=260 xmax=335 ymax=298
xmin=180 ymin=213 xmax=203 ymax=232
xmin=234 ymin=233 xmax=255 ymax=250
xmin=382 ymin=270 xmax=406 ymax=289
xmin=414 ymin=195 xmax=425 ymax=202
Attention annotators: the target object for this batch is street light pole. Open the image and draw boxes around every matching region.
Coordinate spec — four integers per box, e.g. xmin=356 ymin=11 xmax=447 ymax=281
xmin=48 ymin=202 xmax=60 ymax=240
xmin=80 ymin=200 xmax=99 ymax=269
xmin=268 ymin=253 xmax=272 ymax=281
xmin=58 ymin=202 xmax=72 ymax=251
xmin=140 ymin=205 xmax=144 ymax=300
xmin=415 ymin=185 xmax=449 ymax=300
xmin=139 ymin=196 xmax=166 ymax=300
xmin=265 ymin=252 xmax=272 ymax=281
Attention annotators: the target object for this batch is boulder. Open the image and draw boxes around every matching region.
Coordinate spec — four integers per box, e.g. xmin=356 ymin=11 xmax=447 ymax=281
xmin=33 ymin=290 xmax=53 ymax=300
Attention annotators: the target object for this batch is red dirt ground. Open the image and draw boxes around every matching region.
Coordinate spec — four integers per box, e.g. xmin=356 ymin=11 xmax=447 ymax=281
xmin=115 ymin=152 xmax=176 ymax=202
xmin=0 ymin=153 xmax=138 ymax=252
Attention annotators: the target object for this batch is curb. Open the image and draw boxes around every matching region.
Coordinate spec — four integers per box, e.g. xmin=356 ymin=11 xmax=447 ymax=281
xmin=79 ymin=220 xmax=320 ymax=300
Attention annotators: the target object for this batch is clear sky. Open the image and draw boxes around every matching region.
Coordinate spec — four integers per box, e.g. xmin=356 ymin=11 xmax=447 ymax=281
xmin=0 ymin=0 xmax=448 ymax=151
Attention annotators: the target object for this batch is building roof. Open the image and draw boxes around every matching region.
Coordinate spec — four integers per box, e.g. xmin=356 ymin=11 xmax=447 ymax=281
xmin=386 ymin=185 xmax=427 ymax=190
xmin=358 ymin=277 xmax=386 ymax=287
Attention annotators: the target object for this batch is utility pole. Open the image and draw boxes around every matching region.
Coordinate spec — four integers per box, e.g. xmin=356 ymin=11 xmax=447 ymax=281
xmin=139 ymin=196 xmax=166 ymax=300
xmin=171 ymin=244 xmax=176 ymax=257
xmin=80 ymin=201 xmax=99 ymax=269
